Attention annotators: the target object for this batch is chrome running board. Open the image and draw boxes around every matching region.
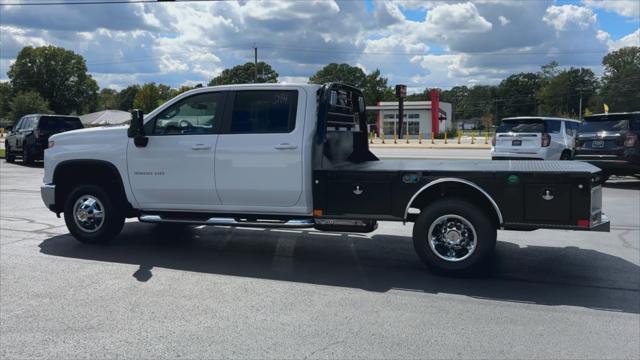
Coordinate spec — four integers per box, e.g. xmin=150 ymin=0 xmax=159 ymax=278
xmin=139 ymin=215 xmax=314 ymax=229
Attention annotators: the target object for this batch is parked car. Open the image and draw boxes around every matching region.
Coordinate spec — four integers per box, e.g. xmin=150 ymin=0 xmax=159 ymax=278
xmin=5 ymin=114 xmax=83 ymax=165
xmin=491 ymin=117 xmax=579 ymax=160
xmin=574 ymin=112 xmax=640 ymax=179
xmin=40 ymin=83 xmax=609 ymax=276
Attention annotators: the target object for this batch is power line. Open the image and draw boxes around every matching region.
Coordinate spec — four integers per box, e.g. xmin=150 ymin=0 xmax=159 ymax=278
xmin=0 ymin=0 xmax=229 ymax=5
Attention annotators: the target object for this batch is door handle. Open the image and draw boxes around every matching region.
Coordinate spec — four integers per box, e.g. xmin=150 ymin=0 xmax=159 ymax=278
xmin=191 ymin=144 xmax=211 ymax=150
xmin=274 ymin=143 xmax=297 ymax=150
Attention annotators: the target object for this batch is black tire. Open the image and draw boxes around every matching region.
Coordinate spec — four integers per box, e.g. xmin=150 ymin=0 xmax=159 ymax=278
xmin=22 ymin=146 xmax=33 ymax=165
xmin=560 ymin=150 xmax=572 ymax=160
xmin=5 ymin=142 xmax=15 ymax=163
xmin=413 ymin=198 xmax=497 ymax=276
xmin=64 ymin=184 xmax=125 ymax=244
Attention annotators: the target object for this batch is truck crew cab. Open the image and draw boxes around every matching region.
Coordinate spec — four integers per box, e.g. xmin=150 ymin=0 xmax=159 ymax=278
xmin=41 ymin=83 xmax=610 ymax=275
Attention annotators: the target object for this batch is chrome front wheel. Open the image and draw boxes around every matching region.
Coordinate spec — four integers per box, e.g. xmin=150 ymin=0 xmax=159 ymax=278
xmin=73 ymin=195 xmax=105 ymax=233
xmin=64 ymin=185 xmax=125 ymax=244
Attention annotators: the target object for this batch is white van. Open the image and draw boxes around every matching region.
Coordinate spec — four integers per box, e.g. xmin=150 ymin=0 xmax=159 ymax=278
xmin=491 ymin=117 xmax=580 ymax=160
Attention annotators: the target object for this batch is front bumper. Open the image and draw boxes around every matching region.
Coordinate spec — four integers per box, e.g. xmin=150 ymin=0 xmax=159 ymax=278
xmin=40 ymin=183 xmax=56 ymax=211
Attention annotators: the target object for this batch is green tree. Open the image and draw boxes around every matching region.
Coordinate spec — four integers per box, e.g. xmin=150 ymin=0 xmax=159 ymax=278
xmin=7 ymin=45 xmax=98 ymax=114
xmin=209 ymin=62 xmax=278 ymax=85
xmin=97 ymin=88 xmax=119 ymax=110
xmin=538 ymin=67 xmax=598 ymax=116
xmin=117 ymin=85 xmax=140 ymax=112
xmin=601 ymin=46 xmax=640 ymax=112
xmin=540 ymin=60 xmax=560 ymax=82
xmin=133 ymin=83 xmax=162 ymax=113
xmin=309 ymin=63 xmax=367 ymax=88
xmin=453 ymin=85 xmax=498 ymax=120
xmin=0 ymin=82 xmax=12 ymax=124
xmin=8 ymin=91 xmax=51 ymax=124
xmin=498 ymin=72 xmax=544 ymax=118
xmin=309 ymin=63 xmax=394 ymax=106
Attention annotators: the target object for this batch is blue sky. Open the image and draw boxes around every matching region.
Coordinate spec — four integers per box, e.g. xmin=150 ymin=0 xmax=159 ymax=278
xmin=0 ymin=0 xmax=638 ymax=91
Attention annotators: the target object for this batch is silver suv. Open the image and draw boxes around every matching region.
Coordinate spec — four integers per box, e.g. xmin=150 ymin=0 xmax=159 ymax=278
xmin=491 ymin=117 xmax=579 ymax=160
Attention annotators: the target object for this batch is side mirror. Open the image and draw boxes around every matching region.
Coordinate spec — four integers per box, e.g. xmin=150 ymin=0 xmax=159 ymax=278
xmin=128 ymin=109 xmax=148 ymax=147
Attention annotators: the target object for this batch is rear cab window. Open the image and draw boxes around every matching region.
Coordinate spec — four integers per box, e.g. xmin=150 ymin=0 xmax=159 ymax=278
xmin=38 ymin=116 xmax=83 ymax=131
xmin=229 ymin=90 xmax=298 ymax=134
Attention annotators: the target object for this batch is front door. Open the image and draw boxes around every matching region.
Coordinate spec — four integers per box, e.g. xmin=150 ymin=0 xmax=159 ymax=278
xmin=214 ymin=89 xmax=304 ymax=208
xmin=127 ymin=91 xmax=226 ymax=210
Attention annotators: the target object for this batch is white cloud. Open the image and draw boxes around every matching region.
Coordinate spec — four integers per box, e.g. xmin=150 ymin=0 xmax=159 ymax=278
xmin=0 ymin=0 xmax=621 ymax=91
xmin=583 ymin=0 xmax=640 ymax=18
xmin=425 ymin=2 xmax=493 ymax=35
xmin=543 ymin=5 xmax=597 ymax=31
xmin=603 ymin=29 xmax=640 ymax=51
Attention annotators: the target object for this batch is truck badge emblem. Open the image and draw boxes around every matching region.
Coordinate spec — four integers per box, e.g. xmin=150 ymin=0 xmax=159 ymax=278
xmin=353 ymin=185 xmax=363 ymax=195
xmin=542 ymin=189 xmax=554 ymax=201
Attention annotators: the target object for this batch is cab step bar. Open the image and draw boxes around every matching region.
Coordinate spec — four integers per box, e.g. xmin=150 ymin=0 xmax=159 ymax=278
xmin=139 ymin=215 xmax=315 ymax=228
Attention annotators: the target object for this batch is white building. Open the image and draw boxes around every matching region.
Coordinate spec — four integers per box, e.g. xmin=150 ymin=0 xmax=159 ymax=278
xmin=367 ymin=101 xmax=453 ymax=138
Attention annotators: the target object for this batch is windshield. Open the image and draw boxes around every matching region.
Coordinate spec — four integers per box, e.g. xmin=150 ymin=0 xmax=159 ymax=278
xmin=38 ymin=117 xmax=83 ymax=131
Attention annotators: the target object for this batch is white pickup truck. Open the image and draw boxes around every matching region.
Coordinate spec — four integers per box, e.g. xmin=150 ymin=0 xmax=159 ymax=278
xmin=41 ymin=83 xmax=609 ymax=275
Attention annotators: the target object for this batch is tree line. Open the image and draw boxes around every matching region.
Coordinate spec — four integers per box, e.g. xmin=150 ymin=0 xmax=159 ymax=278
xmin=1 ymin=45 xmax=638 ymax=127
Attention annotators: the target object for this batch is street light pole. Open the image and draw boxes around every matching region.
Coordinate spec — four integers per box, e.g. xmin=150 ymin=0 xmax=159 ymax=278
xmin=395 ymin=85 xmax=407 ymax=139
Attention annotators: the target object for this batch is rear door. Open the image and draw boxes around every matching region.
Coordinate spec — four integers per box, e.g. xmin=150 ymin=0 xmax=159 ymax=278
xmin=214 ymin=88 xmax=304 ymax=208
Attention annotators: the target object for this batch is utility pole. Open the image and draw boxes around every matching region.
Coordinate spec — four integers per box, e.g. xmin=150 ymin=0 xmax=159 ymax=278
xmin=254 ymin=44 xmax=258 ymax=84
xmin=576 ymin=86 xmax=589 ymax=120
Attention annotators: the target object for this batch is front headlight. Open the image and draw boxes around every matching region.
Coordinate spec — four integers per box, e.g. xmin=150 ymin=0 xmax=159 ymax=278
xmin=48 ymin=140 xmax=54 ymax=148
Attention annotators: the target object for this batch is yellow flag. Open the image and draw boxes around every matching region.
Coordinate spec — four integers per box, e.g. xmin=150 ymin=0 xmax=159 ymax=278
xmin=604 ymin=104 xmax=609 ymax=113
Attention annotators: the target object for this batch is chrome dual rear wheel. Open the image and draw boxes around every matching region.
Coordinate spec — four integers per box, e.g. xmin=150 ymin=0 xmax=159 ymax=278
xmin=413 ymin=198 xmax=496 ymax=275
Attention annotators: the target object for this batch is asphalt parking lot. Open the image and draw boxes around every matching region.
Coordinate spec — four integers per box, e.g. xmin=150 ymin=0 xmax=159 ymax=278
xmin=1 ymin=161 xmax=639 ymax=359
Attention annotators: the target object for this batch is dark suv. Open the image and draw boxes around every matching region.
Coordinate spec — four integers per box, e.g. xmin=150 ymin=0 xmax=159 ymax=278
xmin=574 ymin=112 xmax=640 ymax=178
xmin=5 ymin=114 xmax=83 ymax=165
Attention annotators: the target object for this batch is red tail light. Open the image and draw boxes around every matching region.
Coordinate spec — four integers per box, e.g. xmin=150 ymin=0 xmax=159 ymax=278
xmin=624 ymin=133 xmax=638 ymax=147
xmin=541 ymin=133 xmax=551 ymax=147
xmin=577 ymin=219 xmax=590 ymax=228
xmin=491 ymin=134 xmax=496 ymax=146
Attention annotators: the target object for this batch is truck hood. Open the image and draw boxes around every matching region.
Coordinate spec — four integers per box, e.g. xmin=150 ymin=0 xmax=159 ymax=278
xmin=50 ymin=125 xmax=128 ymax=143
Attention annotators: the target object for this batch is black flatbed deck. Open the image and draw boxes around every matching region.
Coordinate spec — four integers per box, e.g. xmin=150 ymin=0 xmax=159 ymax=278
xmin=327 ymin=159 xmax=602 ymax=174
xmin=313 ymin=159 xmax=605 ymax=231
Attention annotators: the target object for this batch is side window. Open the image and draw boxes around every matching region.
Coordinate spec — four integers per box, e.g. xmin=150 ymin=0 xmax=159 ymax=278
xmin=150 ymin=92 xmax=225 ymax=135
xmin=545 ymin=120 xmax=561 ymax=133
xmin=229 ymin=90 xmax=298 ymax=134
